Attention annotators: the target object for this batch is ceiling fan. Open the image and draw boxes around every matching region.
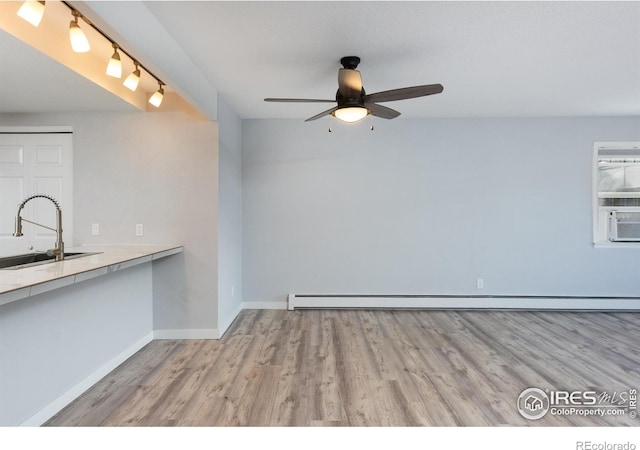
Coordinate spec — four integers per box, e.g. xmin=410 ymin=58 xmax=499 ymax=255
xmin=264 ymin=56 xmax=443 ymax=123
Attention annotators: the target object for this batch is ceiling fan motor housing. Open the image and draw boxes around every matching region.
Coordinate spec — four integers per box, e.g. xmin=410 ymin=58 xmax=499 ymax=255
xmin=335 ymin=87 xmax=366 ymax=106
xmin=337 ymin=56 xmax=364 ymax=105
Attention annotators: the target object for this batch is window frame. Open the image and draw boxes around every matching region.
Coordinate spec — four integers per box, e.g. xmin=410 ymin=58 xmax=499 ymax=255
xmin=593 ymin=141 xmax=640 ymax=247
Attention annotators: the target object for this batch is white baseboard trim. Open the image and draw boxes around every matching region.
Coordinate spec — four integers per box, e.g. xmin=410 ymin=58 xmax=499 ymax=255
xmin=288 ymin=294 xmax=640 ymax=311
xmin=218 ymin=303 xmax=243 ymax=338
xmin=153 ymin=328 xmax=219 ymax=340
xmin=21 ymin=331 xmax=154 ymax=427
xmin=242 ymin=301 xmax=288 ymax=310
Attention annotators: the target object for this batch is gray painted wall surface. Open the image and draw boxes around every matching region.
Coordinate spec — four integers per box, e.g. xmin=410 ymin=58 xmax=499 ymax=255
xmin=242 ymin=117 xmax=640 ymax=303
xmin=217 ymin=96 xmax=243 ymax=331
xmin=0 ymin=111 xmax=219 ymax=330
xmin=0 ymin=264 xmax=152 ymax=425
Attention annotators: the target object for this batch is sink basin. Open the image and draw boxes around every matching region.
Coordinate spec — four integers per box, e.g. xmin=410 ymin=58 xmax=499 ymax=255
xmin=0 ymin=252 xmax=100 ymax=270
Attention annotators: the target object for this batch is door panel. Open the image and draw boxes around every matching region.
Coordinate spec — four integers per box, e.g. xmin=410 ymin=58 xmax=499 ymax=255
xmin=0 ymin=133 xmax=73 ymax=257
xmin=0 ymin=177 xmax=24 ymax=238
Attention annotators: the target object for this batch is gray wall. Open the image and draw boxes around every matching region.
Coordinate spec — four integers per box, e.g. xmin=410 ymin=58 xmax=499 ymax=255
xmin=0 ymin=111 xmax=219 ymax=332
xmin=242 ymin=117 xmax=640 ymax=304
xmin=0 ymin=263 xmax=152 ymax=425
xmin=217 ymin=96 xmax=243 ymax=332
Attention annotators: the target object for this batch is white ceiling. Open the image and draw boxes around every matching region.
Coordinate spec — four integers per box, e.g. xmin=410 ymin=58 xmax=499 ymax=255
xmin=142 ymin=0 xmax=640 ymax=119
xmin=3 ymin=1 xmax=640 ymax=119
xmin=0 ymin=28 xmax=137 ymax=113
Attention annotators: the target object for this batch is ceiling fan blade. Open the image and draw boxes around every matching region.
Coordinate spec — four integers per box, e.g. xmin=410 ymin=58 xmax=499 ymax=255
xmin=365 ymin=84 xmax=443 ymax=103
xmin=305 ymin=106 xmax=338 ymax=122
xmin=264 ymin=98 xmax=335 ymax=103
xmin=365 ymin=102 xmax=401 ymax=120
xmin=338 ymin=68 xmax=362 ymax=99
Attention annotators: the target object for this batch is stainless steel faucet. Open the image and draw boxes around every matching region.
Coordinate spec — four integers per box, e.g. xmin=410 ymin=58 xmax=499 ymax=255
xmin=14 ymin=194 xmax=65 ymax=262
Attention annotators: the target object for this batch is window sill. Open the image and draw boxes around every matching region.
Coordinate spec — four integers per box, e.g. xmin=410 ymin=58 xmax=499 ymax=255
xmin=594 ymin=241 xmax=640 ymax=248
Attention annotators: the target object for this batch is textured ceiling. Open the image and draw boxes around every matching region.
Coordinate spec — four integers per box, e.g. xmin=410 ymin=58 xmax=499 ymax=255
xmin=144 ymin=0 xmax=640 ymax=119
xmin=2 ymin=1 xmax=640 ymax=119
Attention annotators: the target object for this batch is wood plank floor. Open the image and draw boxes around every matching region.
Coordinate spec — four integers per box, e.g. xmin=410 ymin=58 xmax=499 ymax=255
xmin=46 ymin=310 xmax=640 ymax=426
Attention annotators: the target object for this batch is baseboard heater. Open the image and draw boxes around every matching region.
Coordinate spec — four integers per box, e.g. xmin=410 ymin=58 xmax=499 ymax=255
xmin=287 ymin=294 xmax=640 ymax=311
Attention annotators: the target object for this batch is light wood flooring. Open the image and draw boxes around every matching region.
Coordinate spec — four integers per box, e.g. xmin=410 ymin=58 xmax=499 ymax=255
xmin=46 ymin=310 xmax=640 ymax=426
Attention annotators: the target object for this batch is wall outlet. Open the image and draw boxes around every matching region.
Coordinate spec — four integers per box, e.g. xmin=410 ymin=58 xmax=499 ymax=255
xmin=135 ymin=224 xmax=144 ymax=236
xmin=476 ymin=278 xmax=484 ymax=289
xmin=231 ymin=286 xmax=235 ymax=297
xmin=91 ymin=223 xmax=100 ymax=236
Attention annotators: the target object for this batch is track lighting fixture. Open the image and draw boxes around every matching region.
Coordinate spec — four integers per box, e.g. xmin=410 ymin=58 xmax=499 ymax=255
xmin=17 ymin=1 xmax=45 ymax=27
xmin=123 ymin=62 xmax=141 ymax=91
xmin=68 ymin=9 xmax=90 ymax=53
xmin=106 ymin=43 xmax=122 ymax=78
xmin=148 ymin=81 xmax=165 ymax=108
xmin=18 ymin=1 xmax=167 ymax=109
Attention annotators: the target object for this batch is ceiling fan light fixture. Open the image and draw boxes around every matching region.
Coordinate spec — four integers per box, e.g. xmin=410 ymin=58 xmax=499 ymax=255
xmin=17 ymin=1 xmax=45 ymax=27
xmin=333 ymin=106 xmax=369 ymax=123
xmin=264 ymin=56 xmax=442 ymax=123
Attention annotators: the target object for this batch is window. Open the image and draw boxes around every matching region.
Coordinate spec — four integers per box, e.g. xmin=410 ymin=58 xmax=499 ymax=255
xmin=593 ymin=142 xmax=640 ymax=245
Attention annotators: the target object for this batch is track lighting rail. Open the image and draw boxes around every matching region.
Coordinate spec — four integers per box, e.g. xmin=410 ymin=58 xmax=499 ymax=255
xmin=16 ymin=1 xmax=167 ymax=106
xmin=60 ymin=1 xmax=164 ymax=88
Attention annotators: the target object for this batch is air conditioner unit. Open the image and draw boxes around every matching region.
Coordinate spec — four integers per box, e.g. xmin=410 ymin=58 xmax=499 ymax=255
xmin=609 ymin=211 xmax=640 ymax=241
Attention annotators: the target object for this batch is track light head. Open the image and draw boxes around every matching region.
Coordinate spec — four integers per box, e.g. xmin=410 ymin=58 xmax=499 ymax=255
xmin=17 ymin=1 xmax=45 ymax=27
xmin=106 ymin=44 xmax=122 ymax=78
xmin=69 ymin=10 xmax=90 ymax=53
xmin=149 ymin=81 xmax=165 ymax=108
xmin=123 ymin=62 xmax=141 ymax=91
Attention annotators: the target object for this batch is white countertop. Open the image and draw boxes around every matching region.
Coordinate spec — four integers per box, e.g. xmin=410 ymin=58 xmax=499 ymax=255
xmin=0 ymin=244 xmax=183 ymax=307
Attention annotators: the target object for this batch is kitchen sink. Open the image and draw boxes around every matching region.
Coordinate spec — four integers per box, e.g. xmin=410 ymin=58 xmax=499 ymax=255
xmin=0 ymin=252 xmax=100 ymax=270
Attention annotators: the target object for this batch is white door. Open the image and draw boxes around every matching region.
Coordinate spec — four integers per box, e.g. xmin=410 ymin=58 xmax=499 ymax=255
xmin=0 ymin=131 xmax=73 ymax=257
